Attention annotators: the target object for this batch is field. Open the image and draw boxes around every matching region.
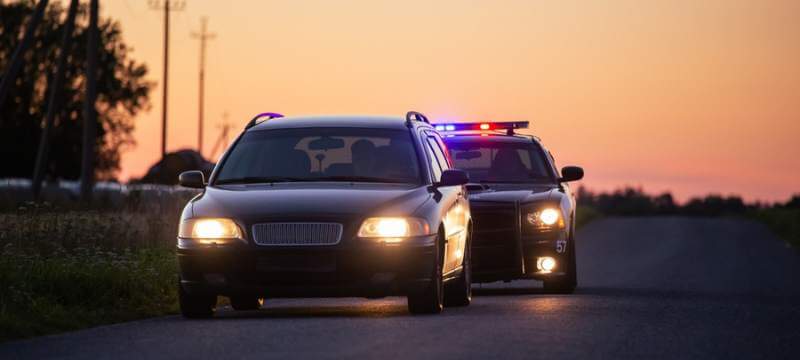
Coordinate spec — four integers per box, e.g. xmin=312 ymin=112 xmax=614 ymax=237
xmin=0 ymin=188 xmax=196 ymax=342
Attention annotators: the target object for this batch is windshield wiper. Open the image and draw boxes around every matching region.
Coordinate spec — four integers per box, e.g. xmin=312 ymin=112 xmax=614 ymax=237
xmin=308 ymin=176 xmax=409 ymax=184
xmin=215 ymin=176 xmax=304 ymax=185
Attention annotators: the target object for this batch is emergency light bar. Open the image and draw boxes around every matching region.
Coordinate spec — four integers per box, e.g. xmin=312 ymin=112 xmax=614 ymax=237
xmin=433 ymin=121 xmax=529 ymax=133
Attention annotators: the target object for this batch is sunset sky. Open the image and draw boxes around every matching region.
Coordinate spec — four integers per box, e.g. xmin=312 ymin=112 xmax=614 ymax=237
xmin=101 ymin=0 xmax=799 ymax=202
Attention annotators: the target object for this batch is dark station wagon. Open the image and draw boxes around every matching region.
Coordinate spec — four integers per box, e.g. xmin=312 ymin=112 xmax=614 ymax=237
xmin=176 ymin=112 xmax=472 ymax=317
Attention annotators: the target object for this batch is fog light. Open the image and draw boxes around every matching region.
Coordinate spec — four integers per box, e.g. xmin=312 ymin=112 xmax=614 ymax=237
xmin=537 ymin=257 xmax=557 ymax=273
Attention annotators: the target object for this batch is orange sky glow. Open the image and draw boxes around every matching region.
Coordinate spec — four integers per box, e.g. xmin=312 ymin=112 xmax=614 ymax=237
xmin=100 ymin=0 xmax=799 ymax=202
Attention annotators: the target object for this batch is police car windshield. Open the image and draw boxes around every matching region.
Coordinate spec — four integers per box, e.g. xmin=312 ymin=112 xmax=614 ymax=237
xmin=215 ymin=128 xmax=421 ymax=184
xmin=445 ymin=139 xmax=555 ymax=183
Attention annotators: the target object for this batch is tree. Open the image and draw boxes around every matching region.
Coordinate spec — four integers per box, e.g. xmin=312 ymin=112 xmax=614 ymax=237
xmin=0 ymin=1 xmax=152 ymax=181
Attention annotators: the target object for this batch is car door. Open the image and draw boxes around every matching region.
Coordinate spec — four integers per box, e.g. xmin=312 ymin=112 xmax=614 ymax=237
xmin=423 ymin=131 xmax=469 ymax=275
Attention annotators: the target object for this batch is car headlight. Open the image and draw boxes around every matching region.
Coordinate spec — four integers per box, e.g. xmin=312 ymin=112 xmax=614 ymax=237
xmin=178 ymin=218 xmax=244 ymax=247
xmin=357 ymin=217 xmax=431 ymax=242
xmin=526 ymin=208 xmax=564 ymax=229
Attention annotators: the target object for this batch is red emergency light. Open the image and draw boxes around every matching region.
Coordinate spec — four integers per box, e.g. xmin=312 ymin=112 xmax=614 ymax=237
xmin=433 ymin=121 xmax=529 ymax=134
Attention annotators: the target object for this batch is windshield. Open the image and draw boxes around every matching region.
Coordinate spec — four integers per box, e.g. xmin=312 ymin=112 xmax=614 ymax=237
xmin=214 ymin=128 xmax=421 ymax=184
xmin=444 ymin=139 xmax=555 ymax=183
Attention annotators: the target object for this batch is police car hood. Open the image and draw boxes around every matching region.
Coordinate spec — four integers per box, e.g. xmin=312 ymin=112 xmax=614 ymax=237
xmin=468 ymin=184 xmax=558 ymax=204
xmin=190 ymin=183 xmax=429 ymax=221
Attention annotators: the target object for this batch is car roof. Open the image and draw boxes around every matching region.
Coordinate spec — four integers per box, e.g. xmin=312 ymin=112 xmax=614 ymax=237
xmin=248 ymin=115 xmax=432 ymax=131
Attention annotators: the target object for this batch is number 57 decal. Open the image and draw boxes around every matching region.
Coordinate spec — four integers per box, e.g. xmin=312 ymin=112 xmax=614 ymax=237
xmin=556 ymin=240 xmax=567 ymax=253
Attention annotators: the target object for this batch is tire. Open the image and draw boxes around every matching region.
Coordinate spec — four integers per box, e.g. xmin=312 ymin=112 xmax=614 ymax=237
xmin=179 ymin=279 xmax=217 ymax=318
xmin=230 ymin=295 xmax=264 ymax=311
xmin=444 ymin=232 xmax=471 ymax=307
xmin=543 ymin=233 xmax=577 ymax=294
xmin=408 ymin=232 xmax=444 ymax=314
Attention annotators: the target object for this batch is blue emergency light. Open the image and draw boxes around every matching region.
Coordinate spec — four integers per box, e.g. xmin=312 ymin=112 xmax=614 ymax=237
xmin=433 ymin=121 xmax=529 ymax=134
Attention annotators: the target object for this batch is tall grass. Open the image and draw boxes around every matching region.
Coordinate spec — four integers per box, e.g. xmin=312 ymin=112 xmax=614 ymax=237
xmin=0 ymin=246 xmax=177 ymax=341
xmin=0 ymin=189 xmax=197 ymax=342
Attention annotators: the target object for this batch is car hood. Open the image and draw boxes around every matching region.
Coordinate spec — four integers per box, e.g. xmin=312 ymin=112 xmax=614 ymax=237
xmin=467 ymin=184 xmax=558 ymax=204
xmin=189 ymin=182 xmax=431 ymax=222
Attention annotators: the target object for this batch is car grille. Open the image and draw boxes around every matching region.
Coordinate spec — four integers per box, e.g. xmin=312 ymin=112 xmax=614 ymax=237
xmin=470 ymin=202 xmax=520 ymax=272
xmin=471 ymin=203 xmax=518 ymax=243
xmin=251 ymin=223 xmax=343 ymax=246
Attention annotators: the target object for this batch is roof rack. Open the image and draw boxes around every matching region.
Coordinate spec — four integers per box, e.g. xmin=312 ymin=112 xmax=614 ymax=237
xmin=245 ymin=112 xmax=284 ymax=129
xmin=405 ymin=111 xmax=430 ymax=127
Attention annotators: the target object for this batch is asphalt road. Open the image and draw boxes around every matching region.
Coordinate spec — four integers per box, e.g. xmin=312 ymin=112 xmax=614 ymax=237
xmin=3 ymin=217 xmax=800 ymax=359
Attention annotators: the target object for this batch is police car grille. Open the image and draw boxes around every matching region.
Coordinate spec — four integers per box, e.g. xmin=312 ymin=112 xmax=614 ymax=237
xmin=251 ymin=223 xmax=343 ymax=246
xmin=472 ymin=206 xmax=517 ymax=232
xmin=471 ymin=204 xmax=517 ymax=246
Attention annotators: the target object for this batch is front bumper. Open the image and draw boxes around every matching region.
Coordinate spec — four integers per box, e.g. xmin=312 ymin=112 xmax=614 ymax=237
xmin=472 ymin=229 xmax=570 ymax=282
xmin=177 ymin=235 xmax=437 ymax=298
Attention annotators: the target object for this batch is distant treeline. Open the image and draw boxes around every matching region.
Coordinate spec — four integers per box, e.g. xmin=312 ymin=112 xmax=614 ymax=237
xmin=576 ymin=186 xmax=800 ymax=217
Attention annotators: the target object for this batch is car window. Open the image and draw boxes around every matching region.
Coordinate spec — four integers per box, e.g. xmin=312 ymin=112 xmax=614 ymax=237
xmin=430 ymin=134 xmax=452 ymax=170
xmin=444 ymin=139 xmax=555 ymax=183
xmin=547 ymin=150 xmax=560 ymax=174
xmin=215 ymin=128 xmax=422 ymax=184
xmin=424 ymin=137 xmax=444 ymax=182
xmin=426 ymin=136 xmax=450 ymax=173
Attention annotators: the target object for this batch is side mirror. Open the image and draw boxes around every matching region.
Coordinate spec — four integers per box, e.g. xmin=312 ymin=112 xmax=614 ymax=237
xmin=559 ymin=166 xmax=584 ymax=182
xmin=179 ymin=170 xmax=206 ymax=188
xmin=438 ymin=169 xmax=469 ymax=187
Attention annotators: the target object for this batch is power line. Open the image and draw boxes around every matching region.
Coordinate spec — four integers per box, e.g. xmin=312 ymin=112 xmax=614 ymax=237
xmin=148 ymin=0 xmax=186 ymax=158
xmin=191 ymin=17 xmax=215 ymax=158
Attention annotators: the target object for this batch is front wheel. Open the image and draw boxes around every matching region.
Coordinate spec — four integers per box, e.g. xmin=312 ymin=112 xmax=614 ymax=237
xmin=178 ymin=279 xmax=217 ymax=318
xmin=543 ymin=234 xmax=577 ymax=294
xmin=444 ymin=236 xmax=471 ymax=307
xmin=407 ymin=233 xmax=444 ymax=314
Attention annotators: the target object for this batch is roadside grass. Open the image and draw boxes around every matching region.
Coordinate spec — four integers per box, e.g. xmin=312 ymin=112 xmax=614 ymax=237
xmin=0 ymin=246 xmax=177 ymax=342
xmin=0 ymin=194 xmax=194 ymax=342
xmin=752 ymin=208 xmax=800 ymax=249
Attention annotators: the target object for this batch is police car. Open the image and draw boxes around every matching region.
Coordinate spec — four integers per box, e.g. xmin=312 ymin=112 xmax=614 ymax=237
xmin=437 ymin=121 xmax=583 ymax=293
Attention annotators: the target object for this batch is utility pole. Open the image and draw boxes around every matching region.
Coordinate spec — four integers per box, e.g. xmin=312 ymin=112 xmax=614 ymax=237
xmin=32 ymin=0 xmax=79 ymax=199
xmin=209 ymin=111 xmax=231 ymax=161
xmin=149 ymin=0 xmax=186 ymax=158
xmin=80 ymin=0 xmax=98 ymax=201
xmin=191 ymin=17 xmax=215 ymax=158
xmin=0 ymin=0 xmax=49 ymax=110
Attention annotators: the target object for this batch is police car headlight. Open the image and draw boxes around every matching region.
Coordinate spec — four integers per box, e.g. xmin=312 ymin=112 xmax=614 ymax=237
xmin=178 ymin=218 xmax=244 ymax=247
xmin=358 ymin=217 xmax=430 ymax=241
xmin=526 ymin=208 xmax=564 ymax=229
